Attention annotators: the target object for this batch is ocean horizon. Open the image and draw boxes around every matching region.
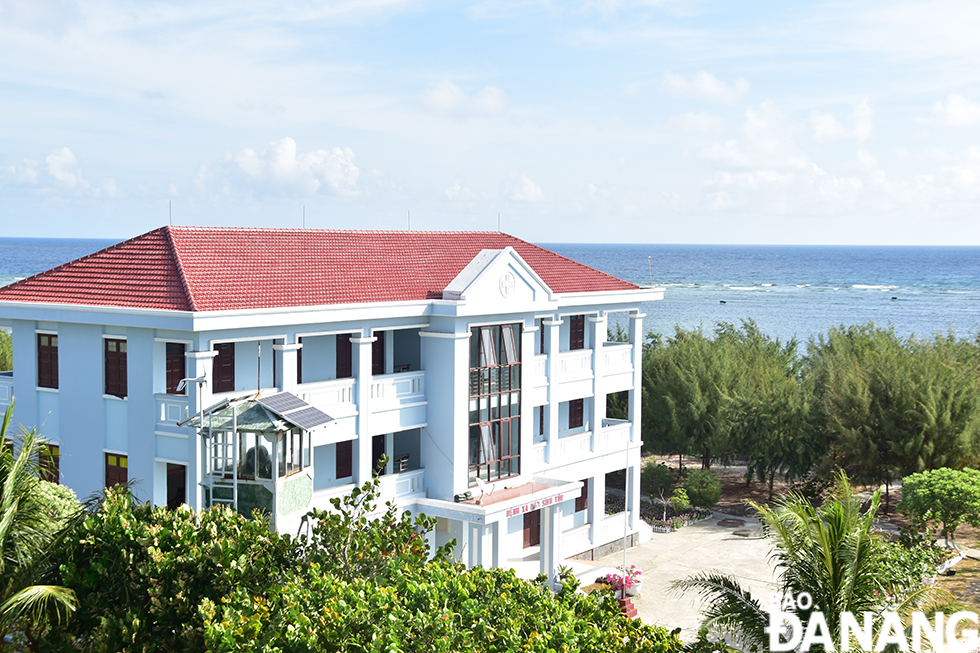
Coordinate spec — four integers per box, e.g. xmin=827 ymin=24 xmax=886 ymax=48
xmin=2 ymin=236 xmax=978 ymax=345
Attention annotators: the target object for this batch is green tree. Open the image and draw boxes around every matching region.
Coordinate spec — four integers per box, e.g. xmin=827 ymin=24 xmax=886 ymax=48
xmin=682 ymin=469 xmax=721 ymax=508
xmin=0 ymin=404 xmax=82 ymax=650
xmin=898 ymin=467 xmax=980 ymax=550
xmin=674 ymin=472 xmax=946 ymax=651
xmin=0 ymin=330 xmax=11 ymax=372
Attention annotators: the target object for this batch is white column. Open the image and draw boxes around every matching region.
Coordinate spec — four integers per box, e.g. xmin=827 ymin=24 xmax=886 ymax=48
xmin=589 ymin=315 xmax=607 ymax=443
xmin=627 ymin=313 xmax=645 ymax=445
xmin=543 ymin=319 xmax=562 ymax=463
xmin=467 ymin=522 xmax=495 ymax=569
xmin=589 ymin=472 xmax=604 ymax=546
xmin=273 ymin=342 xmax=302 ymax=393
xmin=185 ymin=349 xmax=218 ymax=511
xmin=384 ymin=330 xmax=394 ymax=374
xmin=351 ymin=335 xmax=376 ymax=485
xmin=520 ymin=324 xmax=536 ymax=475
xmin=539 ymin=503 xmax=563 ymax=584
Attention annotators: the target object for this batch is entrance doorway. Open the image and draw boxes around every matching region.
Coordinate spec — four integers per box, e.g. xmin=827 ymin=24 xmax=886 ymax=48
xmin=523 ymin=509 xmax=540 ymax=548
xmin=167 ymin=463 xmax=186 ymax=509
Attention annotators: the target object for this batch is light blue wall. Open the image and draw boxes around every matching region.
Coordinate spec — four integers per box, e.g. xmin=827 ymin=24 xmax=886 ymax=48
xmin=300 ymin=335 xmax=337 ymax=384
xmin=58 ymin=323 xmax=106 ymax=498
xmin=127 ymin=328 xmax=155 ymax=504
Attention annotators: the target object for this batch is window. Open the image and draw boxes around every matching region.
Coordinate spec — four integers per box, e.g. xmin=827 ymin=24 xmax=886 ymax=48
xmin=239 ymin=433 xmax=273 ymax=480
xmin=37 ymin=333 xmax=58 ymax=389
xmin=297 ymin=337 xmax=303 ymax=384
xmin=213 ymin=343 xmax=235 ymax=393
xmin=575 ymin=478 xmax=589 ymax=513
xmin=569 ymin=315 xmax=585 ymax=350
xmin=336 ymin=440 xmax=353 ymax=478
xmin=166 ymin=343 xmax=186 ymax=395
xmin=280 ymin=429 xmax=308 ymax=477
xmin=105 ymin=453 xmax=128 ymax=488
xmin=538 ymin=405 xmax=544 ymax=436
xmin=336 ymin=334 xmax=352 ymax=379
xmin=468 ymin=323 xmax=522 ymax=486
xmin=372 ymin=331 xmax=385 ymax=376
xmin=569 ymin=398 xmax=584 ymax=429
xmin=104 ymin=338 xmax=127 ymax=398
xmin=536 ymin=318 xmax=544 ymax=355
xmin=40 ymin=444 xmax=59 ymax=484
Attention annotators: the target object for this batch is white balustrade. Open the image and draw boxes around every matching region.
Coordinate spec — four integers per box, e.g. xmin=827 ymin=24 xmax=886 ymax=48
xmin=379 ymin=468 xmax=425 ymax=500
xmin=562 ymin=524 xmax=593 ymax=555
xmin=602 ymin=342 xmax=633 ymax=373
xmin=558 ymin=349 xmax=593 ymax=381
xmin=155 ymin=394 xmax=189 ymax=426
xmin=297 ymin=377 xmax=356 ymax=411
xmin=369 ymin=371 xmax=425 ymax=408
xmin=0 ymin=373 xmax=12 ymax=408
xmin=553 ymin=430 xmax=592 ymax=465
xmin=533 ymin=441 xmax=546 ymax=465
xmin=597 ymin=419 xmax=631 ymax=455
xmin=598 ymin=511 xmax=631 ymax=543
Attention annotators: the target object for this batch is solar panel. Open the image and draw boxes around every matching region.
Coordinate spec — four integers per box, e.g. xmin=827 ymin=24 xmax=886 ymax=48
xmin=258 ymin=393 xmax=307 ymax=414
xmin=286 ymin=406 xmax=334 ymax=431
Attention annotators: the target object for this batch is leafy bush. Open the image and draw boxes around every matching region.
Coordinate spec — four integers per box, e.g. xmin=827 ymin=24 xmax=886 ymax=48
xmin=682 ymin=469 xmax=722 ymax=507
xmin=641 ymin=461 xmax=674 ymax=497
xmin=898 ymin=467 xmax=980 ymax=549
xmin=0 ymin=329 xmax=11 ymax=372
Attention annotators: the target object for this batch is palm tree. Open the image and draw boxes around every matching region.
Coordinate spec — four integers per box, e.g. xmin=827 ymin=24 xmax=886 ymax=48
xmin=0 ymin=403 xmax=80 ymax=648
xmin=673 ymin=471 xmax=945 ymax=651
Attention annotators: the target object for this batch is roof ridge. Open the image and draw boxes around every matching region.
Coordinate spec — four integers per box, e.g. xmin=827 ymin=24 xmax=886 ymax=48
xmin=163 ymin=226 xmax=197 ymax=311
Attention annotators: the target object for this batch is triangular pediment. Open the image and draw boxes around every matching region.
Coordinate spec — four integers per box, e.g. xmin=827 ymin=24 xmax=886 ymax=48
xmin=442 ymin=247 xmax=555 ymax=313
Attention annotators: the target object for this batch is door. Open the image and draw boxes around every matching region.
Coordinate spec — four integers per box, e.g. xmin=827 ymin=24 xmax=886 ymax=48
xmin=523 ymin=509 xmax=540 ymax=548
xmin=167 ymin=463 xmax=186 ymax=509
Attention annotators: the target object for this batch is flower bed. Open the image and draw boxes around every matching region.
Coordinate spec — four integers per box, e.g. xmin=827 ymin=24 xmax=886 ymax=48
xmin=605 ymin=493 xmax=712 ymax=532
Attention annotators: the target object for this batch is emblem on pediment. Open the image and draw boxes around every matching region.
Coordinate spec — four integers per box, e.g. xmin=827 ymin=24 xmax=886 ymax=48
xmin=499 ymin=271 xmax=516 ymax=298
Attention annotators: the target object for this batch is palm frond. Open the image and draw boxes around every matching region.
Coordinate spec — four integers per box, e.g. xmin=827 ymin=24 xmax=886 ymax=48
xmin=0 ymin=584 xmax=77 ymax=627
xmin=672 ymin=571 xmax=770 ymax=650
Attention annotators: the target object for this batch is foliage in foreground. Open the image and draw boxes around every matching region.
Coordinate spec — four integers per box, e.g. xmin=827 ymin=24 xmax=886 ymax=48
xmin=0 ymin=403 xmax=83 ymax=650
xmin=673 ymin=472 xmax=950 ymax=652
xmin=48 ymin=473 xmax=681 ymax=653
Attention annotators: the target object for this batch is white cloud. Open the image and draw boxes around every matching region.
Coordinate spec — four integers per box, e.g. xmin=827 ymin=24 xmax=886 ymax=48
xmin=0 ymin=0 xmax=79 ymax=35
xmin=46 ymin=146 xmax=88 ymax=189
xmin=225 ymin=137 xmax=359 ymax=196
xmin=668 ymin=111 xmax=723 ymax=133
xmin=662 ymin=71 xmax=748 ymax=104
xmin=702 ymin=101 xmax=806 ymax=170
xmin=500 ymin=174 xmax=543 ymax=202
xmin=809 ymin=98 xmax=873 ymax=143
xmin=856 ymin=149 xmax=878 ymax=172
xmin=0 ymin=146 xmax=119 ymax=197
xmin=421 ymin=80 xmax=509 ymax=118
xmin=930 ymin=93 xmax=980 ymax=127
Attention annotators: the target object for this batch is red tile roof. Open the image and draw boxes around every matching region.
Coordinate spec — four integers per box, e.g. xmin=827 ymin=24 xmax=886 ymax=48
xmin=0 ymin=226 xmax=638 ymax=312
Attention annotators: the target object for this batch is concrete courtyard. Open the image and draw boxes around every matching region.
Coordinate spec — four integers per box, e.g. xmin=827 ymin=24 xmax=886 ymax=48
xmin=590 ymin=512 xmax=780 ymax=641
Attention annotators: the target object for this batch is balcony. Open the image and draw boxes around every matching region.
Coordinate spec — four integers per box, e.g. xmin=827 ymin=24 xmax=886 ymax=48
xmin=528 ymin=354 xmax=548 ymax=407
xmin=602 ymin=342 xmax=634 ymax=393
xmin=596 ymin=418 xmax=631 ymax=455
xmin=555 ymin=349 xmax=593 ymax=402
xmin=155 ymin=394 xmax=190 ymax=434
xmin=297 ymin=377 xmax=357 ymax=415
xmin=369 ymin=370 xmax=427 ymax=435
xmin=0 ymin=371 xmax=11 ymax=409
xmin=379 ymin=467 xmax=426 ymax=504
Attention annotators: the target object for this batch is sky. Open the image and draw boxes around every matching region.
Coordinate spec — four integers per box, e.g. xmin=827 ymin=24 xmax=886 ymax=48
xmin=2 ymin=0 xmax=980 ymax=245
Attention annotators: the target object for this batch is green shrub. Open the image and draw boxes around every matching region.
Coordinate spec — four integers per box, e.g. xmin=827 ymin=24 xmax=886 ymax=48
xmin=682 ymin=469 xmax=722 ymax=507
xmin=641 ymin=462 xmax=673 ymax=497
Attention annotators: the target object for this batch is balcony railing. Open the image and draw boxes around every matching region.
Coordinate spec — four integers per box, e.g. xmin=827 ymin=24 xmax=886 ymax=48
xmin=596 ymin=418 xmax=631 ymax=455
xmin=297 ymin=377 xmax=356 ymax=413
xmin=0 ymin=372 xmax=12 ymax=408
xmin=558 ymin=349 xmax=593 ymax=382
xmin=602 ymin=342 xmax=633 ymax=373
xmin=156 ymin=394 xmax=189 ymax=428
xmin=370 ymin=370 xmax=425 ymax=409
xmin=597 ymin=511 xmax=632 ymax=543
xmin=379 ymin=467 xmax=425 ymax=500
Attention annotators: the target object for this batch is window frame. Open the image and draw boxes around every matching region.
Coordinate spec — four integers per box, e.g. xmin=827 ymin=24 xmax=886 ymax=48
xmin=468 ymin=323 xmax=522 ymax=486
xmin=336 ymin=439 xmax=353 ymax=479
xmin=105 ymin=452 xmax=128 ymax=488
xmin=568 ymin=398 xmax=584 ymax=430
xmin=37 ymin=332 xmax=59 ymax=390
xmin=165 ymin=342 xmax=186 ymax=395
xmin=569 ymin=315 xmax=585 ymax=351
xmin=213 ymin=342 xmax=235 ymax=394
xmin=104 ymin=338 xmax=128 ymax=398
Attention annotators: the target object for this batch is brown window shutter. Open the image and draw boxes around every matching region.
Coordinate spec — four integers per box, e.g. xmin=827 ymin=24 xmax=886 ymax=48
xmin=336 ymin=334 xmax=352 ymax=379
xmin=575 ymin=478 xmax=589 ymax=512
xmin=37 ymin=334 xmax=59 ymax=389
xmin=105 ymin=453 xmax=128 ymax=488
xmin=104 ymin=339 xmax=128 ymax=398
xmin=213 ymin=343 xmax=235 ymax=393
xmin=569 ymin=315 xmax=585 ymax=350
xmin=297 ymin=337 xmax=303 ymax=384
xmin=166 ymin=343 xmax=185 ymax=394
xmin=569 ymin=398 xmax=584 ymax=429
xmin=372 ymin=331 xmax=385 ymax=376
xmin=336 ymin=440 xmax=353 ymax=478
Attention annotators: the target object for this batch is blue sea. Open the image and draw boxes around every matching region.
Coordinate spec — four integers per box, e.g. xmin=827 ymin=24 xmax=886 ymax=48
xmin=1 ymin=237 xmax=978 ymax=345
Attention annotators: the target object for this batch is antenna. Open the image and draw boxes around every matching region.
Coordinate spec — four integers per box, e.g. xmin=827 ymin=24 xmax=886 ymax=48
xmin=648 ymin=256 xmax=653 ymax=287
xmin=169 ymin=200 xmax=172 ymax=226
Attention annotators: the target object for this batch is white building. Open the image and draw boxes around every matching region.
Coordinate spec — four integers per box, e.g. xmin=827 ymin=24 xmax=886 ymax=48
xmin=0 ymin=226 xmax=663 ymax=581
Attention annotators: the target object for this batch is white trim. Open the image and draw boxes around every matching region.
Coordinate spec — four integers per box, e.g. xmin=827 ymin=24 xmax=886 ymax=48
xmin=542 ymin=319 xmax=563 ymax=326
xmin=154 ymin=457 xmax=189 ymax=466
xmin=419 ymin=331 xmax=471 ymax=340
xmin=101 ymin=334 xmax=127 ymax=340
xmin=350 ymin=336 xmax=377 ymax=344
xmin=372 ymin=323 xmax=428 ymax=334
xmin=154 ymin=337 xmax=193 ymax=344
xmin=185 ymin=350 xmax=219 ymax=360
xmin=154 ymin=457 xmax=189 ymax=467
xmin=296 ymin=328 xmax=363 ymax=339
xmin=103 ymin=394 xmax=128 ymax=402
xmin=629 ymin=312 xmax=647 ymax=319
xmin=155 ymin=430 xmax=189 ymax=440
xmin=34 ymin=329 xmax=58 ymax=335
xmin=523 ymin=326 xmax=539 ymax=333
xmin=273 ymin=343 xmax=302 ymax=352
xmin=103 ymin=448 xmax=128 ymax=456
xmin=467 ymin=319 xmax=526 ymax=329
xmin=554 ymin=288 xmax=664 ymax=300
xmin=36 ymin=387 xmax=58 ymax=394
xmin=209 ymin=334 xmax=287 ymax=346
xmin=587 ymin=315 xmax=607 ymax=323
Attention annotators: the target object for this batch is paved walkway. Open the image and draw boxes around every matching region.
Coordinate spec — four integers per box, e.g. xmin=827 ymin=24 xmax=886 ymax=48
xmin=592 ymin=512 xmax=780 ymax=641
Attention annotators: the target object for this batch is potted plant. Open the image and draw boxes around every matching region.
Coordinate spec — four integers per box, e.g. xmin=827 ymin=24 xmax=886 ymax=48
xmin=600 ymin=565 xmax=643 ymax=597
